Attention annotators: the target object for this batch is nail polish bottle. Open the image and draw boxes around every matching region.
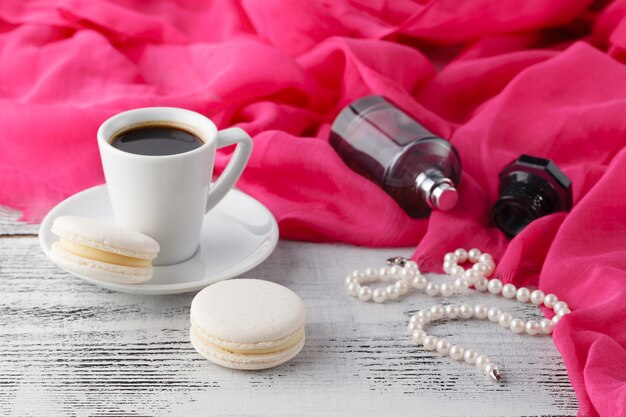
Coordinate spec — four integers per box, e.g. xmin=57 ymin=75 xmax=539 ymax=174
xmin=330 ymin=95 xmax=462 ymax=218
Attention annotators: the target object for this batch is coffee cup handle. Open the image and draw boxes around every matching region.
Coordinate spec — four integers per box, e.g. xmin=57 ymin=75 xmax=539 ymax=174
xmin=205 ymin=127 xmax=253 ymax=212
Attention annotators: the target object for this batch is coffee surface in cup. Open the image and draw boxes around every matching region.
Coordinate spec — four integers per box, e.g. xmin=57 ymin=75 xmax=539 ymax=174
xmin=111 ymin=123 xmax=204 ymax=156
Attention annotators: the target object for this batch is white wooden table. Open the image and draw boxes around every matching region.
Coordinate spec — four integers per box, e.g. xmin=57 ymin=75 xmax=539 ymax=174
xmin=0 ymin=207 xmax=579 ymax=416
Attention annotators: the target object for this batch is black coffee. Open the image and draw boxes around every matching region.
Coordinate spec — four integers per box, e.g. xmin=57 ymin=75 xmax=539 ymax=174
xmin=111 ymin=123 xmax=204 ymax=156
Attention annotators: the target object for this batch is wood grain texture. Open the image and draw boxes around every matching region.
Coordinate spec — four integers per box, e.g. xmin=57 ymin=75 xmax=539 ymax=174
xmin=0 ymin=206 xmax=38 ymax=235
xmin=0 ymin=210 xmax=578 ymax=417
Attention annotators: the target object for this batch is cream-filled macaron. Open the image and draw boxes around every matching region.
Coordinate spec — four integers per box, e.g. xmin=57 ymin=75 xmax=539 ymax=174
xmin=190 ymin=279 xmax=306 ymax=370
xmin=50 ymin=215 xmax=160 ymax=284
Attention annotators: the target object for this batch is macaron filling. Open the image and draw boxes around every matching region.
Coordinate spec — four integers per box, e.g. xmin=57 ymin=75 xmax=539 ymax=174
xmin=58 ymin=238 xmax=151 ymax=268
xmin=190 ymin=322 xmax=305 ymax=355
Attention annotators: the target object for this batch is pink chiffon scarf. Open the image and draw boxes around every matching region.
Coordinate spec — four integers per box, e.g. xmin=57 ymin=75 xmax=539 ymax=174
xmin=2 ymin=1 xmax=626 ymax=415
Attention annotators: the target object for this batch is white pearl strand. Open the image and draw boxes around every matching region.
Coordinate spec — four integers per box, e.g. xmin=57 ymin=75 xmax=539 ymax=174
xmin=344 ymin=248 xmax=570 ymax=382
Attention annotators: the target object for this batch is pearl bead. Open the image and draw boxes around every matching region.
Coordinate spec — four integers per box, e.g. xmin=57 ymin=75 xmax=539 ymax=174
xmin=488 ymin=279 xmax=503 ymax=294
xmin=372 ymin=288 xmax=386 ymax=303
xmin=436 ymin=339 xmax=451 ymax=355
xmin=474 ymin=304 xmax=488 ymax=319
xmin=394 ymin=280 xmax=409 ymax=295
xmin=440 ymin=282 xmax=455 ymax=297
xmin=475 ymin=355 xmax=490 ymax=370
xmin=453 ymin=277 xmax=469 ymax=291
xmin=454 ymin=248 xmax=468 ymax=263
xmin=345 ymin=276 xmax=358 ymax=286
xmin=410 ymin=315 xmax=426 ymax=327
xmin=464 ymin=349 xmax=478 ymax=364
xmin=415 ymin=310 xmax=431 ymax=323
xmin=365 ymin=267 xmax=377 ymax=279
xmin=407 ymin=321 xmax=420 ymax=332
xmin=378 ymin=266 xmax=390 ymax=278
xmin=449 ymin=345 xmax=464 ymax=360
xmin=443 ymin=261 xmax=454 ymax=274
xmin=351 ymin=269 xmax=365 ymax=279
xmin=464 ymin=269 xmax=480 ymax=285
xmin=553 ymin=301 xmax=568 ymax=314
xmin=540 ymin=318 xmax=555 ymax=334
xmin=482 ymin=260 xmax=495 ymax=276
xmin=422 ymin=335 xmax=438 ymax=350
xmin=425 ymin=282 xmax=440 ymax=296
xmin=483 ymin=362 xmax=497 ymax=377
xmin=472 ymin=262 xmax=489 ymax=276
xmin=385 ymin=285 xmax=399 ymax=300
xmin=475 ymin=277 xmax=488 ymax=292
xmin=389 ymin=266 xmax=402 ymax=279
xmin=502 ymin=283 xmax=517 ymax=299
xmin=525 ymin=320 xmax=539 ymax=335
xmin=444 ymin=304 xmax=459 ymax=319
xmin=552 ymin=314 xmax=562 ymax=324
xmin=498 ymin=312 xmax=512 ymax=328
xmin=405 ymin=260 xmax=418 ymax=271
xmin=411 ymin=329 xmax=426 ymax=345
xmin=411 ymin=318 xmax=427 ymax=329
xmin=544 ymin=294 xmax=558 ymax=308
xmin=487 ymin=307 xmax=501 ymax=322
xmin=399 ymin=268 xmax=415 ymax=284
xmin=459 ymin=304 xmax=474 ymax=319
xmin=468 ymin=248 xmax=482 ymax=263
xmin=411 ymin=275 xmax=427 ymax=290
xmin=516 ymin=287 xmax=530 ymax=303
xmin=444 ymin=253 xmax=457 ymax=263
xmin=347 ymin=282 xmax=360 ymax=297
xmin=557 ymin=308 xmax=571 ymax=317
xmin=430 ymin=304 xmax=444 ymax=320
xmin=509 ymin=318 xmax=525 ymax=334
xmin=478 ymin=253 xmax=493 ymax=264
xmin=357 ymin=286 xmax=372 ymax=301
xmin=450 ymin=265 xmax=465 ymax=278
xmin=530 ymin=290 xmax=545 ymax=306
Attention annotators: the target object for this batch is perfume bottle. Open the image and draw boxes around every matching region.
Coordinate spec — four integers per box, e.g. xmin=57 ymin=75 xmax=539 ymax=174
xmin=330 ymin=95 xmax=462 ymax=218
xmin=492 ymin=155 xmax=572 ymax=237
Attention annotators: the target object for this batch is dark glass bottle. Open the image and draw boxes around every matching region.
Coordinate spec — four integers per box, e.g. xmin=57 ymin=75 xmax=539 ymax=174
xmin=492 ymin=155 xmax=572 ymax=237
xmin=329 ymin=95 xmax=462 ymax=218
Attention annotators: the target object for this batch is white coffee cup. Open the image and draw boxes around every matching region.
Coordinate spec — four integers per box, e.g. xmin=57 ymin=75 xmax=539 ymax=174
xmin=97 ymin=107 xmax=253 ymax=266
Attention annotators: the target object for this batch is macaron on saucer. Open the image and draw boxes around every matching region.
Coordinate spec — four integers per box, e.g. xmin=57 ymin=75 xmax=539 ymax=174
xmin=50 ymin=215 xmax=159 ymax=284
xmin=39 ymin=184 xmax=279 ymax=295
xmin=190 ymin=279 xmax=306 ymax=370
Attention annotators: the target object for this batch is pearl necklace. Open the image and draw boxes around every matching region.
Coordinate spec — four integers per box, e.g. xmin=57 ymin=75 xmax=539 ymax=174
xmin=344 ymin=248 xmax=570 ymax=382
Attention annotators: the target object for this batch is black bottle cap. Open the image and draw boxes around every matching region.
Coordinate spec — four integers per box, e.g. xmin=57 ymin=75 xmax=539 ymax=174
xmin=492 ymin=155 xmax=572 ymax=238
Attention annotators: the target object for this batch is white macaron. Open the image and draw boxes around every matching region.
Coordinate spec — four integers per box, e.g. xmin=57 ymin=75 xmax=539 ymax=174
xmin=190 ymin=279 xmax=306 ymax=370
xmin=50 ymin=215 xmax=160 ymax=284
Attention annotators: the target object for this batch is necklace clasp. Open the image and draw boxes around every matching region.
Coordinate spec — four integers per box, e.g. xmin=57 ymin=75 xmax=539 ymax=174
xmin=386 ymin=256 xmax=409 ymax=267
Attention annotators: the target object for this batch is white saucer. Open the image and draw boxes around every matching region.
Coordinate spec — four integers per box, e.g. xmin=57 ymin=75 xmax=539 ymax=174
xmin=39 ymin=185 xmax=279 ymax=295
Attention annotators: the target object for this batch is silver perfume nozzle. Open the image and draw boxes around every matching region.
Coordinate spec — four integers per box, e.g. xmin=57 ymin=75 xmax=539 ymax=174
xmin=416 ymin=172 xmax=459 ymax=211
xmin=431 ymin=182 xmax=458 ymax=210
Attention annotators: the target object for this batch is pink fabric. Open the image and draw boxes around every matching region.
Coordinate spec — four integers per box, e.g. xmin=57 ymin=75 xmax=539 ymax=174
xmin=1 ymin=1 xmax=625 ymax=415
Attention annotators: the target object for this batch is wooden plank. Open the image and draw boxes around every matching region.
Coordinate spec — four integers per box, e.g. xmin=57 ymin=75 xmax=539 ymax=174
xmin=0 ymin=206 xmax=39 ymax=236
xmin=0 ymin=235 xmax=578 ymax=416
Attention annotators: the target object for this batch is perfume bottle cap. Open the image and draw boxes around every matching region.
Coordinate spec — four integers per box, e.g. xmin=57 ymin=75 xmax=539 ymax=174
xmin=416 ymin=172 xmax=459 ymax=211
xmin=431 ymin=182 xmax=458 ymax=211
xmin=492 ymin=155 xmax=572 ymax=238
